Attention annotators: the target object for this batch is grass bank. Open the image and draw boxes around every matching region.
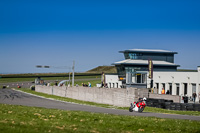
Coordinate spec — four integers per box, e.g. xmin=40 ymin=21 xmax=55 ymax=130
xmin=16 ymin=88 xmax=200 ymax=116
xmin=0 ymin=104 xmax=199 ymax=133
xmin=0 ymin=75 xmax=101 ymax=83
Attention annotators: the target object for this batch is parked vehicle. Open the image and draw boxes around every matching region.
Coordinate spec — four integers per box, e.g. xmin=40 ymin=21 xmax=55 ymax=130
xmin=129 ymin=97 xmax=146 ymax=113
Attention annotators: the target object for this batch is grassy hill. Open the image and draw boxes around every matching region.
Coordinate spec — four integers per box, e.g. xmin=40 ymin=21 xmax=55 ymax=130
xmin=177 ymin=69 xmax=197 ymax=72
xmin=87 ymin=66 xmax=197 ymax=73
xmin=0 ymin=66 xmax=196 ymax=78
xmin=86 ymin=66 xmax=117 ymax=73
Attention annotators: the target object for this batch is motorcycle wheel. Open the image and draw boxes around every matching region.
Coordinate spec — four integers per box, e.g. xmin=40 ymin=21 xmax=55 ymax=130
xmin=129 ymin=106 xmax=133 ymax=112
xmin=138 ymin=107 xmax=144 ymax=113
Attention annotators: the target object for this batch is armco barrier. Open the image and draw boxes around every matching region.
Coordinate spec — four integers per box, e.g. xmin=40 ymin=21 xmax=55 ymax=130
xmin=35 ymin=85 xmax=148 ymax=107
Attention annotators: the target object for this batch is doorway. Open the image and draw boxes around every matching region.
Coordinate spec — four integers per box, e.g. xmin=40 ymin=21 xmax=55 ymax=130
xmin=192 ymin=84 xmax=196 ymax=93
xmin=176 ymin=84 xmax=180 ymax=95
xmin=183 ymin=83 xmax=187 ymax=95
xmin=169 ymin=83 xmax=172 ymax=95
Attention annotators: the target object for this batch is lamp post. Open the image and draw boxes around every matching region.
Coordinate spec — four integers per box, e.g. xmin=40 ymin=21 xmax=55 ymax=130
xmin=36 ymin=62 xmax=75 ymax=87
xmin=72 ymin=61 xmax=75 ymax=87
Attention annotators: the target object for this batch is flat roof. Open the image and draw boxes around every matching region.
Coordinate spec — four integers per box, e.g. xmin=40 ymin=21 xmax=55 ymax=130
xmin=112 ymin=59 xmax=180 ymax=67
xmin=119 ymin=49 xmax=178 ymax=54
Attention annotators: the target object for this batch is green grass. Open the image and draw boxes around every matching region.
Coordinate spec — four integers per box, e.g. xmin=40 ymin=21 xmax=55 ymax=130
xmin=0 ymin=77 xmax=36 ymax=83
xmin=87 ymin=66 xmax=117 ymax=73
xmin=118 ymin=106 xmax=200 ymax=116
xmin=16 ymin=88 xmax=200 ymax=116
xmin=0 ymin=73 xmax=101 ymax=78
xmin=0 ymin=104 xmax=200 ymax=133
xmin=74 ymin=80 xmax=101 ymax=87
xmin=0 ymin=75 xmax=101 ymax=83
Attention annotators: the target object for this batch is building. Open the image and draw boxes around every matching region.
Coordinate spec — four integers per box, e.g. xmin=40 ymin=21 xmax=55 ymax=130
xmin=105 ymin=49 xmax=200 ymax=102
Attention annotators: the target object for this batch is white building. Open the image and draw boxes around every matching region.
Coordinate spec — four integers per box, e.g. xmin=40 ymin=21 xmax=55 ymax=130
xmin=105 ymin=49 xmax=200 ymax=102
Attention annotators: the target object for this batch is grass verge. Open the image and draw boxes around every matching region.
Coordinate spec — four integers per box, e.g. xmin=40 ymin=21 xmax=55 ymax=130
xmin=0 ymin=75 xmax=101 ymax=83
xmin=0 ymin=104 xmax=200 ymax=133
xmin=16 ymin=88 xmax=200 ymax=116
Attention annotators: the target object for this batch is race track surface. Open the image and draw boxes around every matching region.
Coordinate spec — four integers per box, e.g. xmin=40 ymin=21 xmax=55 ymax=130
xmin=0 ymin=89 xmax=200 ymax=121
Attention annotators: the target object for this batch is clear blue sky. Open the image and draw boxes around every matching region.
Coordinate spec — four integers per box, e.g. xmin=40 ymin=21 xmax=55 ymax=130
xmin=0 ymin=0 xmax=200 ymax=73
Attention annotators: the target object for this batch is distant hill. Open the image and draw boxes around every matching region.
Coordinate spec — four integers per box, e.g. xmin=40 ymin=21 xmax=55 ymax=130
xmin=86 ymin=66 xmax=197 ymax=74
xmin=177 ymin=69 xmax=197 ymax=72
xmin=86 ymin=66 xmax=117 ymax=73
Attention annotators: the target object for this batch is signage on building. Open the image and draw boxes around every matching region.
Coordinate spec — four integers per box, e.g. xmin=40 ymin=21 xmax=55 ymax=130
xmin=148 ymin=59 xmax=153 ymax=79
xmin=119 ymin=77 xmax=126 ymax=81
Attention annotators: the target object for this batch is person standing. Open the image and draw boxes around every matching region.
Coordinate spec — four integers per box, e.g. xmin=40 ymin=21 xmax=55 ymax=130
xmin=198 ymin=92 xmax=200 ymax=103
xmin=192 ymin=92 xmax=197 ymax=103
xmin=161 ymin=88 xmax=165 ymax=94
xmin=88 ymin=82 xmax=91 ymax=88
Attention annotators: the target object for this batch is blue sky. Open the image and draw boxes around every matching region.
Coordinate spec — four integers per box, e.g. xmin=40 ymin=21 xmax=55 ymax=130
xmin=0 ymin=0 xmax=200 ymax=73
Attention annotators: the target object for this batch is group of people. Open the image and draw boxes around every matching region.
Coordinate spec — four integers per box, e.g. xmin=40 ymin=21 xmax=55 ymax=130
xmin=82 ymin=82 xmax=91 ymax=87
xmin=161 ymin=88 xmax=200 ymax=103
xmin=161 ymin=88 xmax=171 ymax=95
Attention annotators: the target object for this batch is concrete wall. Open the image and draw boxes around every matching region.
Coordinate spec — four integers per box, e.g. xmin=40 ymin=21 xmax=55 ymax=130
xmin=35 ymin=85 xmax=148 ymax=107
xmin=149 ymin=93 xmax=180 ymax=103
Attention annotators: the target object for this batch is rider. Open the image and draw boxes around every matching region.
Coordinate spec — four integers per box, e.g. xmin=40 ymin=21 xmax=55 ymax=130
xmin=143 ymin=97 xmax=147 ymax=104
xmin=132 ymin=97 xmax=146 ymax=111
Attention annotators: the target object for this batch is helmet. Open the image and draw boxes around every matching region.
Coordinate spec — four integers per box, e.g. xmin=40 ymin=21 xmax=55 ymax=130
xmin=143 ymin=97 xmax=147 ymax=101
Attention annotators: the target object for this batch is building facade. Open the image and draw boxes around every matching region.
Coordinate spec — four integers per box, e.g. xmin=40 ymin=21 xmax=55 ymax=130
xmin=105 ymin=49 xmax=200 ymax=102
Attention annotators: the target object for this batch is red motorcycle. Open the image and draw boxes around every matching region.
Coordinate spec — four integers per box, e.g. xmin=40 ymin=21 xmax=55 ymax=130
xmin=129 ymin=97 xmax=146 ymax=113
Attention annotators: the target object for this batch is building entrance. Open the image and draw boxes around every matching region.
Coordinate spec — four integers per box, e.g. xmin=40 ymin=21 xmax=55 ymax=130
xmin=183 ymin=83 xmax=188 ymax=95
xmin=176 ymin=84 xmax=180 ymax=95
xmin=192 ymin=84 xmax=196 ymax=93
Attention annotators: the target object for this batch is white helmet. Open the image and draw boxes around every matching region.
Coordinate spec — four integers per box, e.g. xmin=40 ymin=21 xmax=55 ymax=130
xmin=143 ymin=97 xmax=147 ymax=101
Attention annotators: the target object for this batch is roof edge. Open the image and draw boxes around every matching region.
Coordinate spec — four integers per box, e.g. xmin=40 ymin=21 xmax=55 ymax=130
xmin=119 ymin=49 xmax=178 ymax=54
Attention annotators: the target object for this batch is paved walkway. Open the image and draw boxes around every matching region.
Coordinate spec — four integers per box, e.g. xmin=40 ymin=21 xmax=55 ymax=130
xmin=0 ymin=89 xmax=200 ymax=121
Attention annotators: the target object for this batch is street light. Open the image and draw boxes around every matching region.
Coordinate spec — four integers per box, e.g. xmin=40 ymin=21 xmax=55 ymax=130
xmin=36 ymin=65 xmax=42 ymax=68
xmin=36 ymin=62 xmax=75 ymax=87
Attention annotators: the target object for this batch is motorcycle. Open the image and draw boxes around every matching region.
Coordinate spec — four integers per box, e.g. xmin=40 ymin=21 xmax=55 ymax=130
xmin=129 ymin=97 xmax=146 ymax=113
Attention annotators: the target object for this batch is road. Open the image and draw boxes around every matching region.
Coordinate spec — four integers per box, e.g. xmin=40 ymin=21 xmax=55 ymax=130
xmin=0 ymin=89 xmax=200 ymax=121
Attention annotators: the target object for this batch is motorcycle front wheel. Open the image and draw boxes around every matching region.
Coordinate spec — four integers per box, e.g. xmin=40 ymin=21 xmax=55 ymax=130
xmin=138 ymin=107 xmax=144 ymax=113
xmin=129 ymin=106 xmax=133 ymax=112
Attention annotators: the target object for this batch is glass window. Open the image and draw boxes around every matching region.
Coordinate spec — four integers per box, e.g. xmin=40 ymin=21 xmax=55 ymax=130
xmin=125 ymin=53 xmax=143 ymax=59
xmin=142 ymin=74 xmax=147 ymax=83
xmin=124 ymin=53 xmax=129 ymax=59
xmin=135 ymin=73 xmax=147 ymax=84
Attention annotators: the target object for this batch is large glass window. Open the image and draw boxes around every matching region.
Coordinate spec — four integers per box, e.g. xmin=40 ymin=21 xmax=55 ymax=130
xmin=124 ymin=53 xmax=142 ymax=59
xmin=125 ymin=70 xmax=147 ymax=84
xmin=124 ymin=53 xmax=129 ymax=59
xmin=117 ymin=66 xmax=125 ymax=76
xmin=136 ymin=73 xmax=147 ymax=84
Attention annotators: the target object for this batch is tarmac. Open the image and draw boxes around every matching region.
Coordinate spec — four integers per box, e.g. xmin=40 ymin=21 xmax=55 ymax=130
xmin=0 ymin=89 xmax=200 ymax=121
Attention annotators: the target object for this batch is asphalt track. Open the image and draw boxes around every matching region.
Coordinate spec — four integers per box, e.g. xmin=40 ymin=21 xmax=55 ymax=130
xmin=0 ymin=89 xmax=200 ymax=121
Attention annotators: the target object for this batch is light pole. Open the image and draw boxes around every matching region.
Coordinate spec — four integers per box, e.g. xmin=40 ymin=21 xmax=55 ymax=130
xmin=36 ymin=63 xmax=75 ymax=87
xmin=72 ymin=61 xmax=75 ymax=87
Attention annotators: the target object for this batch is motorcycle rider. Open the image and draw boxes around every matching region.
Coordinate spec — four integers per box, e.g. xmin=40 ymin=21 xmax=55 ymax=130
xmin=132 ymin=97 xmax=146 ymax=112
